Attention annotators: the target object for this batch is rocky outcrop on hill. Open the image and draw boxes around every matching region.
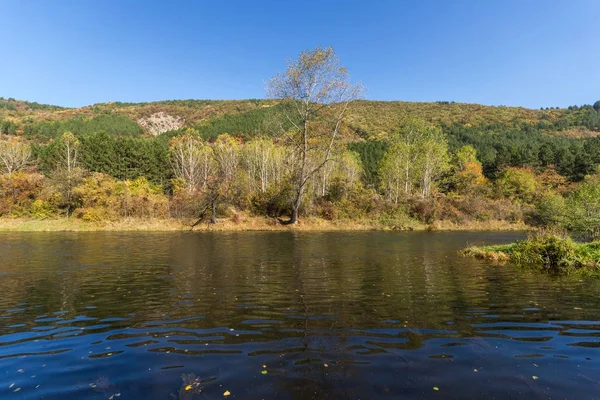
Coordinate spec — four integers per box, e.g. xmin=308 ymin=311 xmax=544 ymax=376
xmin=138 ymin=112 xmax=184 ymax=136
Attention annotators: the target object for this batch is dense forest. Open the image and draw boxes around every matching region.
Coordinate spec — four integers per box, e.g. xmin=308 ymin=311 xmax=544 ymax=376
xmin=1 ymin=91 xmax=600 ymax=231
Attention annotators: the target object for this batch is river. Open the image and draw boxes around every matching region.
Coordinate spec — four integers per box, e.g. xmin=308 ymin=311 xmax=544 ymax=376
xmin=1 ymin=231 xmax=599 ymax=399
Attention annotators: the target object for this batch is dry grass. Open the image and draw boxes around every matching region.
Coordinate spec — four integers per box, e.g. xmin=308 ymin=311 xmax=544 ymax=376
xmin=461 ymin=245 xmax=512 ymax=263
xmin=429 ymin=219 xmax=527 ymax=231
xmin=0 ymin=216 xmax=528 ymax=232
xmin=0 ymin=218 xmax=186 ymax=232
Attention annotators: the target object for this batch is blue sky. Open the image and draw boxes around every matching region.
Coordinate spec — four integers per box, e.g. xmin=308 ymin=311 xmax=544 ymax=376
xmin=1 ymin=0 xmax=598 ymax=108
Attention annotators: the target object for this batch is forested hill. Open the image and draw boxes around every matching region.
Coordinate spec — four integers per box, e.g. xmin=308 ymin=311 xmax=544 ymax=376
xmin=2 ymin=96 xmax=600 ymax=141
xmin=2 ymin=96 xmax=600 ymax=182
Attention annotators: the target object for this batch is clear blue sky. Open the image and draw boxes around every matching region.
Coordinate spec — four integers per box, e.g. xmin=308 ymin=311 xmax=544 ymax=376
xmin=1 ymin=0 xmax=598 ymax=109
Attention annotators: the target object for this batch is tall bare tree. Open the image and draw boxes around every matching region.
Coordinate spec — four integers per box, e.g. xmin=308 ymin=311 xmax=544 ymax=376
xmin=267 ymin=46 xmax=362 ymax=224
xmin=242 ymin=136 xmax=282 ymax=193
xmin=169 ymin=129 xmax=215 ymax=193
xmin=51 ymin=132 xmax=84 ymax=217
xmin=0 ymin=135 xmax=32 ymax=177
xmin=379 ymin=118 xmax=449 ymax=202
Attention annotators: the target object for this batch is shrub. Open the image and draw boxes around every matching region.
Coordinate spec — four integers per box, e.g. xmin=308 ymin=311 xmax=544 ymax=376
xmin=250 ymin=183 xmax=294 ymax=218
xmin=409 ymin=198 xmax=437 ymax=224
xmin=565 ymin=177 xmax=600 ymax=240
xmin=314 ymin=198 xmax=337 ymax=221
xmin=529 ymin=191 xmax=566 ymax=227
xmin=72 ymin=173 xmax=121 ymax=221
xmin=510 ymin=233 xmax=579 ymax=274
xmin=169 ymin=188 xmax=204 ymax=219
xmin=0 ymin=172 xmax=56 ymax=217
xmin=496 ymin=167 xmax=539 ymax=203
xmin=121 ymin=177 xmax=169 ymax=219
xmin=378 ymin=204 xmax=419 ymax=229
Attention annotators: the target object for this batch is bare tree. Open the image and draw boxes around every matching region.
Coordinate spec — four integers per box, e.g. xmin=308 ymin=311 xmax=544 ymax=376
xmin=314 ymin=149 xmax=363 ymax=197
xmin=169 ymin=129 xmax=215 ymax=193
xmin=212 ymin=134 xmax=239 ymax=188
xmin=242 ymin=136 xmax=279 ymax=193
xmin=51 ymin=132 xmax=84 ymax=217
xmin=379 ymin=118 xmax=449 ymax=202
xmin=0 ymin=135 xmax=33 ymax=177
xmin=267 ymin=46 xmax=363 ymax=224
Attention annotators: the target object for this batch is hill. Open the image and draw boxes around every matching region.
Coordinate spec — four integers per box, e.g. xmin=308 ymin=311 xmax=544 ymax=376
xmin=1 ymin=96 xmax=599 ymax=142
xmin=1 ymin=95 xmax=600 ymax=231
xmin=2 ymin=95 xmax=600 ymax=183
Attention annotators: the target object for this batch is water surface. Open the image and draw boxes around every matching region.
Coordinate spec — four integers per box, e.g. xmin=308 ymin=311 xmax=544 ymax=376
xmin=1 ymin=231 xmax=600 ymax=399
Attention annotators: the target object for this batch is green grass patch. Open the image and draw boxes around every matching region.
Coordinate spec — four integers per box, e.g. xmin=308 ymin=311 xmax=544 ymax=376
xmin=463 ymin=234 xmax=600 ymax=276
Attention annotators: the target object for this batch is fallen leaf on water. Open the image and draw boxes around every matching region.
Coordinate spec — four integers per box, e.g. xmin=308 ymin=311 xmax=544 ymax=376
xmin=532 ymin=376 xmax=538 ymax=380
xmin=473 ymin=369 xmax=478 ymax=372
xmin=324 ymin=364 xmax=329 ymax=368
xmin=574 ymin=307 xmax=582 ymax=310
xmin=433 ymin=387 xmax=439 ymax=391
xmin=9 ymin=383 xmax=14 ymax=389
xmin=261 ymin=370 xmax=267 ymax=375
xmin=185 ymin=385 xmax=193 ymax=391
xmin=14 ymin=388 xmax=21 ymax=392
xmin=224 ymin=390 xmax=231 ymax=396
xmin=533 ymin=363 xmax=539 ymax=367
xmin=262 ymin=364 xmax=266 ymax=368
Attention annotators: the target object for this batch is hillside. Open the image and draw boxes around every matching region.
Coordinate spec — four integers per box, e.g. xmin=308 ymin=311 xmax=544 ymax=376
xmin=1 ymin=95 xmax=600 ymax=232
xmin=2 ymin=95 xmax=600 ymax=184
xmin=2 ymin=96 xmax=599 ymax=142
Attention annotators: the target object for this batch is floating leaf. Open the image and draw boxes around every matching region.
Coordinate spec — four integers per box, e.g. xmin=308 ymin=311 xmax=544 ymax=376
xmin=185 ymin=385 xmax=193 ymax=391
xmin=532 ymin=376 xmax=538 ymax=380
xmin=433 ymin=386 xmax=439 ymax=391
xmin=261 ymin=370 xmax=267 ymax=375
xmin=224 ymin=390 xmax=231 ymax=396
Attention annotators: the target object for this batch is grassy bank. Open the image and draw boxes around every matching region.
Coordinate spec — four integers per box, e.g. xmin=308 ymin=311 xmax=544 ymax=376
xmin=0 ymin=217 xmax=526 ymax=232
xmin=463 ymin=234 xmax=600 ymax=276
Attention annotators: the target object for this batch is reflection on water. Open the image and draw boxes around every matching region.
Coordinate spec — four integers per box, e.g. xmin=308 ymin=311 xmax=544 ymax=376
xmin=0 ymin=231 xmax=599 ymax=399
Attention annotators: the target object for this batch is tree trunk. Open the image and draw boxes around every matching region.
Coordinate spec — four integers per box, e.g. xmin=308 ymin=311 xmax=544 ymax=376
xmin=210 ymin=197 xmax=217 ymax=224
xmin=289 ymin=193 xmax=301 ymax=224
xmin=289 ymin=207 xmax=299 ymax=225
xmin=288 ymin=185 xmax=305 ymax=225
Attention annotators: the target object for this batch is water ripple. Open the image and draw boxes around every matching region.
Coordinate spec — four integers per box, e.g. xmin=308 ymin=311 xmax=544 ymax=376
xmin=1 ymin=231 xmax=600 ymax=399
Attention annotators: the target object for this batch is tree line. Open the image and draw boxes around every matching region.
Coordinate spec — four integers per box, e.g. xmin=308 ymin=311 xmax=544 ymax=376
xmin=1 ymin=47 xmax=600 ymax=234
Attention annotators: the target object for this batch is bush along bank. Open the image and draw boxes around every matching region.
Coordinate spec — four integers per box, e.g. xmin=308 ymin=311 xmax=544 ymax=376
xmin=463 ymin=233 xmax=600 ymax=276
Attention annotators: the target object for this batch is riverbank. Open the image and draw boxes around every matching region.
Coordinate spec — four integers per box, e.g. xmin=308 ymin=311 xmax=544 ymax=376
xmin=463 ymin=234 xmax=600 ymax=276
xmin=0 ymin=217 xmax=527 ymax=232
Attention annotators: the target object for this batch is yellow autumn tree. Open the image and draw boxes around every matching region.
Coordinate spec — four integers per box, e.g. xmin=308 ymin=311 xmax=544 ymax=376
xmin=453 ymin=145 xmax=487 ymax=195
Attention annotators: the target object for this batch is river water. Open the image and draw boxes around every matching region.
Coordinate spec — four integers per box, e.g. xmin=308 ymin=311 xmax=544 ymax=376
xmin=1 ymin=231 xmax=599 ymax=399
